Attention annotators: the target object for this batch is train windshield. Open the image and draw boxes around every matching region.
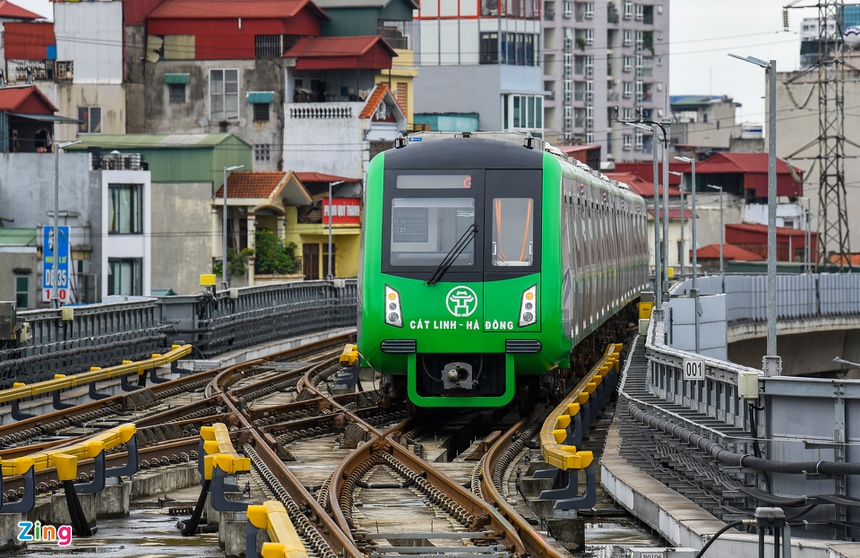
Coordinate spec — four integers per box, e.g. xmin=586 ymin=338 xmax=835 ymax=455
xmin=390 ymin=197 xmax=476 ymax=267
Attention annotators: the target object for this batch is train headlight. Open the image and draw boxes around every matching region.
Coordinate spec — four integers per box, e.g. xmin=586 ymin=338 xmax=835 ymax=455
xmin=519 ymin=285 xmax=537 ymax=327
xmin=384 ymin=285 xmax=403 ymax=328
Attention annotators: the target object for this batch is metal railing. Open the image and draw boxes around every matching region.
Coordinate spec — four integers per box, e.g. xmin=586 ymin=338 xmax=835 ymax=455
xmin=0 ymin=280 xmax=358 ymax=388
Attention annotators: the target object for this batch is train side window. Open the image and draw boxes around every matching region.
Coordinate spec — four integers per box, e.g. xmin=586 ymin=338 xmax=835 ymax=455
xmin=491 ymin=197 xmax=533 ymax=266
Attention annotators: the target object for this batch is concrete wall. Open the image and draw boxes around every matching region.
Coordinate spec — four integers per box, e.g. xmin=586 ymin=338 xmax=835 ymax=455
xmin=144 ymin=59 xmax=286 ymax=171
xmin=149 ymin=182 xmax=214 ymax=295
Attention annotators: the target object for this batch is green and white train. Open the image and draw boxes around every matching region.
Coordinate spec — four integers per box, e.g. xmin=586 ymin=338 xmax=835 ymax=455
xmin=357 ymin=132 xmax=650 ymax=409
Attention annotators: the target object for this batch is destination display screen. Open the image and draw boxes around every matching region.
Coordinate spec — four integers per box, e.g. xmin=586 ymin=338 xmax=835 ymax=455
xmin=397 ymin=175 xmax=472 ymax=190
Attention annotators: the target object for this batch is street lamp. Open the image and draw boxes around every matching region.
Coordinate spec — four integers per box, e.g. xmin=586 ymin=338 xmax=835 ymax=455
xmin=706 ymin=184 xmax=724 ymax=291
xmin=327 ymin=180 xmax=345 ymax=281
xmin=52 ymin=139 xmax=81 ymax=308
xmin=797 ymin=196 xmax=812 ymax=274
xmin=668 ymin=170 xmax=685 ymax=278
xmin=676 ymin=155 xmax=699 ymax=353
xmin=222 ymin=164 xmax=244 ymax=289
xmin=730 ymin=52 xmax=779 ymax=375
xmin=625 ymin=120 xmax=668 ymax=307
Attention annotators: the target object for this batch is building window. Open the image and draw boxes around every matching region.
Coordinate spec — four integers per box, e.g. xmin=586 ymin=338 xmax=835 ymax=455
xmin=108 ymin=258 xmax=142 ymax=296
xmin=109 ymin=184 xmax=143 ymax=234
xmin=252 ymin=103 xmax=269 ymax=122
xmin=480 ymin=32 xmax=499 ymax=64
xmin=168 ymin=83 xmax=186 ymax=103
xmin=78 ymin=106 xmax=101 ymax=134
xmin=15 ymin=276 xmax=28 ymax=309
xmin=254 ymin=144 xmax=271 ymax=161
xmin=210 ymin=69 xmax=239 ymax=121
xmin=378 ymin=20 xmax=411 ymax=49
xmin=506 ymin=95 xmax=543 ymax=131
xmin=256 ymin=35 xmax=282 ymax=58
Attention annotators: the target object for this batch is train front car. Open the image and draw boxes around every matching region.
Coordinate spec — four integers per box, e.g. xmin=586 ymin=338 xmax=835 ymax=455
xmin=358 ymin=134 xmax=571 ymax=408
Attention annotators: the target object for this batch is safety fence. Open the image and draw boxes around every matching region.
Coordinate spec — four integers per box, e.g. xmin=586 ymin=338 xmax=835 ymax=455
xmin=0 ymin=279 xmax=357 ymax=388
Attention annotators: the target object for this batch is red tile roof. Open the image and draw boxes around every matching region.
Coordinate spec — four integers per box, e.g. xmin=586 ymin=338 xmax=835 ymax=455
xmin=696 ymin=244 xmax=765 ymax=261
xmin=294 ymin=172 xmax=360 ymax=184
xmin=690 ymin=152 xmax=804 ymax=198
xmin=604 ymin=171 xmax=680 ymax=199
xmin=285 ymin=36 xmax=396 ymax=70
xmin=148 ymin=0 xmax=326 ymax=19
xmin=0 ymin=86 xmax=57 ymax=112
xmin=0 ymin=0 xmax=44 ymax=19
xmin=359 ymin=83 xmax=388 ymax=119
xmin=218 ymin=171 xmax=314 ymax=206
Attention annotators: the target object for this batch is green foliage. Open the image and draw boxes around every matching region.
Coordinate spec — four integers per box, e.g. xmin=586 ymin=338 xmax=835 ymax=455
xmin=254 ymin=229 xmax=301 ymax=275
xmin=213 ymin=247 xmax=254 ymax=279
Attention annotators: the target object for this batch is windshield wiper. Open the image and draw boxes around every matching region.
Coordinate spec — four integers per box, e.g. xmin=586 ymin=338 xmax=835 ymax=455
xmin=425 ymin=224 xmax=478 ymax=286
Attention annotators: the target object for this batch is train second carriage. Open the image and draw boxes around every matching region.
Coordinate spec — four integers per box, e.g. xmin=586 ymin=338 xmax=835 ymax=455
xmin=357 ymin=132 xmax=650 ymax=408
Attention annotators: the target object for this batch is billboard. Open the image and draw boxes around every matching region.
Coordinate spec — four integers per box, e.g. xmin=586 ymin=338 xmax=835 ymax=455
xmin=43 ymin=225 xmax=70 ymax=303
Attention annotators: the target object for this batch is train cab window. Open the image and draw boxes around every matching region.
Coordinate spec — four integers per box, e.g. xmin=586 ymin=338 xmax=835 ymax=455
xmin=492 ymin=197 xmax=533 ymax=266
xmin=390 ymin=197 xmax=476 ymax=267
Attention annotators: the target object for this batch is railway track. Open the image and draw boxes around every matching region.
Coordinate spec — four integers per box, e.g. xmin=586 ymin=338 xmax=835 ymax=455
xmin=0 ymin=331 xmax=650 ymax=557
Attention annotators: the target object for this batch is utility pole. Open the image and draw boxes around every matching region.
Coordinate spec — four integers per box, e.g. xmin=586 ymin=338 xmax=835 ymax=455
xmin=784 ymin=0 xmax=851 ymax=268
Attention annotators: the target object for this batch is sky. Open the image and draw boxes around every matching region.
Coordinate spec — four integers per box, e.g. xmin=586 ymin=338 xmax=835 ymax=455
xmin=10 ymin=0 xmax=818 ymax=125
xmin=670 ymin=0 xmax=818 ymax=124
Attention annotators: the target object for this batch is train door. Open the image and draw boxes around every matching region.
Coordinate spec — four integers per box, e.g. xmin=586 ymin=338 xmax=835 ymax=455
xmin=482 ymin=170 xmax=541 ymax=334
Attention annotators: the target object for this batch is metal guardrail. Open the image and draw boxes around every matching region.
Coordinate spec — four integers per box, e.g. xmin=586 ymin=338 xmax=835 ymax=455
xmin=0 ymin=279 xmax=358 ymax=388
xmin=625 ymin=272 xmax=860 ymax=540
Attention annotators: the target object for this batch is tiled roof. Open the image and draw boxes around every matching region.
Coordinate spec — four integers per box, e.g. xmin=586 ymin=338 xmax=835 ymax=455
xmin=0 ymin=86 xmax=57 ymax=112
xmin=695 ymin=152 xmax=800 ymax=175
xmin=313 ymin=0 xmax=419 ymax=9
xmin=359 ymin=83 xmax=389 ymax=119
xmin=0 ymin=0 xmax=44 ymax=20
xmin=294 ymin=172 xmax=359 ymax=184
xmin=218 ymin=171 xmax=313 ymax=206
xmin=604 ymin=171 xmax=680 ymax=199
xmin=696 ymin=244 xmax=765 ymax=261
xmin=219 ymin=171 xmax=286 ymax=199
xmin=149 ymin=0 xmax=327 ymax=19
xmin=65 ymin=133 xmax=250 ymax=150
xmin=285 ymin=35 xmax=395 ymax=58
xmin=727 ymin=223 xmax=809 ymax=237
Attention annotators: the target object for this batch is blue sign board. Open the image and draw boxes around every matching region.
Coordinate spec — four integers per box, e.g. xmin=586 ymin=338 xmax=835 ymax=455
xmin=43 ymin=225 xmax=70 ymax=302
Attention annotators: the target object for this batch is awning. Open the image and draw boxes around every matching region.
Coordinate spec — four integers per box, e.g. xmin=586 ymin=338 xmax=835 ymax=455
xmin=247 ymin=91 xmax=274 ymax=104
xmin=164 ymin=73 xmax=189 ymax=84
xmin=8 ymin=112 xmax=82 ymax=124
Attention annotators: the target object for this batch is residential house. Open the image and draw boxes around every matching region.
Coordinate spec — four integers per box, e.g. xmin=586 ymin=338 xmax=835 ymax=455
xmin=314 ymin=0 xmax=419 ymax=126
xmin=411 ymin=0 xmax=544 ymax=135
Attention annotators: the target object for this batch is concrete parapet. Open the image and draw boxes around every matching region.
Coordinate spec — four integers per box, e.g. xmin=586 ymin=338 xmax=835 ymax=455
xmin=131 ymin=463 xmax=200 ymax=499
xmin=221 ymin=510 xmax=248 ymax=557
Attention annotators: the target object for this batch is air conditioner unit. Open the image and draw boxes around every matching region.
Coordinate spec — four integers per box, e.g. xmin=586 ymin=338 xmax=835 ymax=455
xmin=482 ymin=0 xmax=498 ymax=15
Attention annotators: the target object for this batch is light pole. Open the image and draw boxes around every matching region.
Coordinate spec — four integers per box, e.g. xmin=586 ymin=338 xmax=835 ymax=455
xmin=222 ymin=164 xmax=244 ymax=289
xmin=676 ymin=156 xmax=699 ymax=352
xmin=326 ymin=180 xmax=345 ymax=281
xmin=730 ymin=52 xmax=779 ymax=375
xmin=669 ymin=170 xmax=686 ymax=278
xmin=706 ymin=184 xmax=724 ymax=290
xmin=52 ymin=139 xmax=81 ymax=308
xmin=625 ymin=121 xmax=666 ymax=307
xmin=797 ymin=196 xmax=812 ymax=274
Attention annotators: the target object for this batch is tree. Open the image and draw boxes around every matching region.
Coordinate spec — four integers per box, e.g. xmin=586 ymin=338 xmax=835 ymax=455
xmin=254 ymin=229 xmax=300 ymax=274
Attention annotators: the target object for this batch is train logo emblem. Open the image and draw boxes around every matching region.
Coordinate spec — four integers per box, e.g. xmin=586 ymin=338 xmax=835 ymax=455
xmin=446 ymin=286 xmax=478 ymax=317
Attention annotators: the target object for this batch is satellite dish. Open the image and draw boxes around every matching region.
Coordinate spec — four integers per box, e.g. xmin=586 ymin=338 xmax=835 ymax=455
xmin=843 ymin=25 xmax=860 ymax=48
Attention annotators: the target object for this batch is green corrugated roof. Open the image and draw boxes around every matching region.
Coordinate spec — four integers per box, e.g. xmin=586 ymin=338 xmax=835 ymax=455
xmin=164 ymin=73 xmax=190 ymax=84
xmin=0 ymin=228 xmax=36 ymax=246
xmin=65 ymin=133 xmax=252 ymax=150
xmin=247 ymin=91 xmax=274 ymax=104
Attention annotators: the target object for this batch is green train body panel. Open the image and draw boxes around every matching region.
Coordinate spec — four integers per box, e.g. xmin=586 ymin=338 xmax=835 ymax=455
xmin=357 ymin=133 xmax=649 ymax=408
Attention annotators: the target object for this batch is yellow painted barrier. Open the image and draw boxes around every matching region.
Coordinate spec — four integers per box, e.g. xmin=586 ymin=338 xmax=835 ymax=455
xmin=248 ymin=501 xmax=309 ymax=558
xmin=1 ymin=424 xmax=136 ymax=481
xmin=0 ymin=344 xmax=192 ymax=405
xmin=538 ymin=343 xmax=623 ymax=471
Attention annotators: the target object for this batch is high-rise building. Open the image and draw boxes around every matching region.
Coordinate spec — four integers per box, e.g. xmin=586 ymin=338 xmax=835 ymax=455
xmin=543 ymin=1 xmax=670 ymax=162
xmin=412 ymin=0 xmax=544 ymax=136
